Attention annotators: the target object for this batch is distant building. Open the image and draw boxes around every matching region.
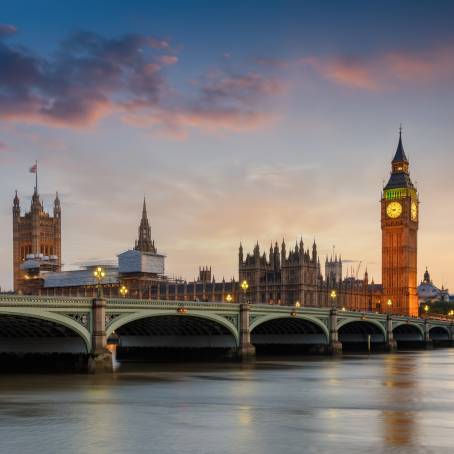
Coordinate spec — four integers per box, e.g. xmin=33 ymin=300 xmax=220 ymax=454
xmin=417 ymin=268 xmax=450 ymax=303
xmin=12 ymin=131 xmax=427 ymax=317
xmin=16 ymin=197 xmax=239 ymax=302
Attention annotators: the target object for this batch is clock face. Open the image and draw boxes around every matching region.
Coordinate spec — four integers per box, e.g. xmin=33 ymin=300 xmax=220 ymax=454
xmin=386 ymin=201 xmax=402 ymax=218
xmin=411 ymin=201 xmax=417 ymax=221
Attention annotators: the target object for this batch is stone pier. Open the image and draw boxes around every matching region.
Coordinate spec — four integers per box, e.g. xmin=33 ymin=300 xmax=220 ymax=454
xmin=238 ymin=303 xmax=256 ymax=361
xmin=385 ymin=315 xmax=398 ymax=351
xmin=328 ymin=309 xmax=342 ymax=355
xmin=88 ymin=298 xmax=113 ymax=373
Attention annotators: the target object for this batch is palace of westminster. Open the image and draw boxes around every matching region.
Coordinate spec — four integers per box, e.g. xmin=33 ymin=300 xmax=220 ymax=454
xmin=11 ymin=132 xmax=444 ymax=317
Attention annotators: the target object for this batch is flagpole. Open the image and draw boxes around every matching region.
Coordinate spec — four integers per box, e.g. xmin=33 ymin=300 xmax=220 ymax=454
xmin=35 ymin=160 xmax=38 ymax=193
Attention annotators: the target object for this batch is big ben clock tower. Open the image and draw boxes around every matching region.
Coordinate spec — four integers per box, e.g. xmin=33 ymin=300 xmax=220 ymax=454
xmin=381 ymin=129 xmax=419 ymax=317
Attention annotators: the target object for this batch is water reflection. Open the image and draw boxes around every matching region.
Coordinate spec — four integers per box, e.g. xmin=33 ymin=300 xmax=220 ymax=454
xmin=1 ymin=351 xmax=454 ymax=453
xmin=382 ymin=354 xmax=418 ymax=447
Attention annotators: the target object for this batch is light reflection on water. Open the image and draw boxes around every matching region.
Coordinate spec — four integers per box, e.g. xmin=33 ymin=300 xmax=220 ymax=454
xmin=1 ymin=350 xmax=454 ymax=453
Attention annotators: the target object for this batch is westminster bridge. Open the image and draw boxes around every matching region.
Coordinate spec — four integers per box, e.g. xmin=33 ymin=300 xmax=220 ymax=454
xmin=0 ymin=295 xmax=453 ymax=372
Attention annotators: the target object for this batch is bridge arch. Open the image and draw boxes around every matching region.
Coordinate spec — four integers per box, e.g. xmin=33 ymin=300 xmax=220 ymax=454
xmin=106 ymin=310 xmax=239 ymax=347
xmin=392 ymin=322 xmax=424 ymax=341
xmin=0 ymin=308 xmax=91 ymax=353
xmin=250 ymin=314 xmax=329 ymax=338
xmin=337 ymin=318 xmax=386 ymax=346
xmin=250 ymin=314 xmax=329 ymax=347
xmin=337 ymin=318 xmax=387 ymax=337
xmin=429 ymin=325 xmax=450 ymax=341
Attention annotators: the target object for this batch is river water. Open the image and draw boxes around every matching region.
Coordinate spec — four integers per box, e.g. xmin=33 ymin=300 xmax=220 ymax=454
xmin=1 ymin=350 xmax=454 ymax=454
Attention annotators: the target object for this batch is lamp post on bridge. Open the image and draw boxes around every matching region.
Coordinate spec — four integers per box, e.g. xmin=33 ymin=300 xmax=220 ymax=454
xmin=329 ymin=289 xmax=337 ymax=309
xmin=241 ymin=280 xmax=249 ymax=304
xmin=119 ymin=285 xmax=128 ymax=298
xmin=449 ymin=310 xmax=454 ymax=346
xmin=291 ymin=301 xmax=300 ymax=317
xmin=387 ymin=299 xmax=392 ymax=315
xmin=424 ymin=304 xmax=430 ymax=319
xmin=93 ymin=266 xmax=105 ymax=299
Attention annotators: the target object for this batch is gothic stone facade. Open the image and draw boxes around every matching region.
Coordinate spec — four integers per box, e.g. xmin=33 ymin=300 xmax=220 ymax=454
xmin=238 ymin=240 xmax=321 ymax=306
xmin=13 ymin=188 xmax=61 ymax=291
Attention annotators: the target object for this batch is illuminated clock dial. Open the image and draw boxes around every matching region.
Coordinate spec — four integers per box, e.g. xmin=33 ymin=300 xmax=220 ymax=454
xmin=411 ymin=201 xmax=417 ymax=221
xmin=386 ymin=201 xmax=402 ymax=218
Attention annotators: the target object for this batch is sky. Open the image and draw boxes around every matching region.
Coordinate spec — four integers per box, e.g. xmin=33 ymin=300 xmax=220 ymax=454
xmin=1 ymin=0 xmax=454 ymax=291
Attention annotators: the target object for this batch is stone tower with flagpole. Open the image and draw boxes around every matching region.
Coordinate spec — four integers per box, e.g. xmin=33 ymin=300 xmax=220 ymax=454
xmin=12 ymin=162 xmax=61 ymax=290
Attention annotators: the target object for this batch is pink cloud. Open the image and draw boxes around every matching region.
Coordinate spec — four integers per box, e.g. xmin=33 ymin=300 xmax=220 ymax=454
xmin=160 ymin=55 xmax=178 ymax=65
xmin=0 ymin=30 xmax=282 ymax=137
xmin=299 ymin=47 xmax=454 ymax=91
xmin=303 ymin=57 xmax=379 ymax=91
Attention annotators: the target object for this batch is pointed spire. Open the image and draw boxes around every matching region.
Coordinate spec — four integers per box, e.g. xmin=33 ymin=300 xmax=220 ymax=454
xmin=13 ymin=190 xmax=20 ymax=216
xmin=135 ymin=197 xmax=156 ymax=253
xmin=392 ymin=125 xmax=408 ymax=163
xmin=53 ymin=191 xmax=61 ymax=217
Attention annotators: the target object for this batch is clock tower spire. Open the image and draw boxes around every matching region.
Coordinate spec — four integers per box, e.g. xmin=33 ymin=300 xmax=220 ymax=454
xmin=381 ymin=128 xmax=419 ymax=316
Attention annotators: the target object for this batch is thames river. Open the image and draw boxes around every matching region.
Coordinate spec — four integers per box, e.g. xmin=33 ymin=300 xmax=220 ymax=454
xmin=1 ymin=350 xmax=454 ymax=454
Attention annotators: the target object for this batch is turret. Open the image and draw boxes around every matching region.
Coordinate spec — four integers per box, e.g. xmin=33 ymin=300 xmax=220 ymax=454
xmin=53 ymin=192 xmax=61 ymax=218
xmin=30 ymin=189 xmax=42 ymax=213
xmin=274 ymin=242 xmax=280 ymax=270
xmin=239 ymin=242 xmax=244 ymax=263
xmin=312 ymin=239 xmax=317 ymax=262
xmin=13 ymin=191 xmax=20 ymax=218
xmin=281 ymin=238 xmax=286 ymax=263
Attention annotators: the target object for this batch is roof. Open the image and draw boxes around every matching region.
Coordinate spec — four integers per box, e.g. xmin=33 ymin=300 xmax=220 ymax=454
xmin=44 ymin=268 xmax=119 ymax=288
xmin=392 ymin=133 xmax=408 ymax=163
xmin=384 ymin=172 xmax=414 ymax=190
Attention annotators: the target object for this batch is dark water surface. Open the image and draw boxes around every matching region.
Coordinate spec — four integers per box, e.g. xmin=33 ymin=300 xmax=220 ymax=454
xmin=1 ymin=350 xmax=454 ymax=454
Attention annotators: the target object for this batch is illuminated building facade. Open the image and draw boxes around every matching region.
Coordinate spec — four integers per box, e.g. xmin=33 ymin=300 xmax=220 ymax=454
xmin=12 ymin=183 xmax=61 ymax=291
xmin=381 ymin=130 xmax=419 ymax=316
xmin=13 ymin=131 xmax=421 ymax=317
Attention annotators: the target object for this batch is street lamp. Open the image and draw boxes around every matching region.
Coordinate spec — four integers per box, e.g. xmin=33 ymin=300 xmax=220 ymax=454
xmin=424 ymin=304 xmax=429 ymax=318
xmin=387 ymin=299 xmax=392 ymax=315
xmin=330 ymin=289 xmax=337 ymax=309
xmin=291 ymin=301 xmax=300 ymax=317
xmin=241 ymin=280 xmax=249 ymax=304
xmin=119 ymin=285 xmax=128 ymax=298
xmin=225 ymin=294 xmax=233 ymax=303
xmin=93 ymin=266 xmax=105 ymax=298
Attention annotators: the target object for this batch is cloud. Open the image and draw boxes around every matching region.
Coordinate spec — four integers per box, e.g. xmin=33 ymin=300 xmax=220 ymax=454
xmin=306 ymin=47 xmax=454 ymax=90
xmin=0 ymin=24 xmax=16 ymax=37
xmin=303 ymin=56 xmax=379 ymax=91
xmin=0 ymin=29 xmax=282 ymax=136
xmin=0 ymin=141 xmax=9 ymax=151
xmin=257 ymin=47 xmax=454 ymax=91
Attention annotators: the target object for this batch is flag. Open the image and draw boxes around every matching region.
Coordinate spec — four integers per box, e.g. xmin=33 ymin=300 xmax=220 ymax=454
xmin=29 ymin=163 xmax=37 ymax=173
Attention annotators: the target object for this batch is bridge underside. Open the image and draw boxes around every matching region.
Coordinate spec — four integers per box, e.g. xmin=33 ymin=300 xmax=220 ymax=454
xmin=250 ymin=317 xmax=328 ymax=354
xmin=338 ymin=321 xmax=385 ymax=350
xmin=0 ymin=315 xmax=87 ymax=354
xmin=429 ymin=327 xmax=450 ymax=342
xmin=393 ymin=324 xmax=424 ymax=347
xmin=114 ymin=315 xmax=237 ymax=349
